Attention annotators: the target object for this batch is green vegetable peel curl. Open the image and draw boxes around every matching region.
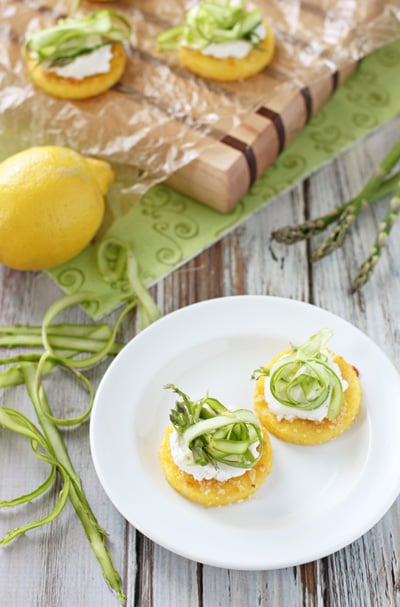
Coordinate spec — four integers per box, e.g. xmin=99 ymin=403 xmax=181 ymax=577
xmin=254 ymin=329 xmax=345 ymax=421
xmin=23 ymin=9 xmax=131 ymax=68
xmin=157 ymin=0 xmax=264 ymax=52
xmin=0 ymin=238 xmax=161 ymax=603
xmin=166 ymin=384 xmax=263 ymax=469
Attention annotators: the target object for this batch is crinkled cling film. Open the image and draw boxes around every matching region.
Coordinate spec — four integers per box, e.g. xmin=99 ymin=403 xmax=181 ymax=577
xmin=1 ymin=0 xmax=400 ymax=219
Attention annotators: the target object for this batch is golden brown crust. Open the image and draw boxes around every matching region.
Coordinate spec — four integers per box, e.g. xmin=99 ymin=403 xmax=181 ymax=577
xmin=254 ymin=351 xmax=362 ymax=446
xmin=178 ymin=22 xmax=275 ymax=81
xmin=26 ymin=43 xmax=126 ymax=100
xmin=159 ymin=425 xmax=273 ymax=507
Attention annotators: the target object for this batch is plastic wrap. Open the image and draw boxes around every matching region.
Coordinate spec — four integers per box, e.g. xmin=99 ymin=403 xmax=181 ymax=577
xmin=1 ymin=0 xmax=399 ymax=216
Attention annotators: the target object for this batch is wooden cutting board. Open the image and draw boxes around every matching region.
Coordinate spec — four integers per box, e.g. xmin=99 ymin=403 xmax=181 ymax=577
xmin=165 ymin=63 xmax=357 ymax=213
xmin=120 ymin=0 xmax=366 ymax=213
xmin=2 ymin=0 xmax=365 ymax=215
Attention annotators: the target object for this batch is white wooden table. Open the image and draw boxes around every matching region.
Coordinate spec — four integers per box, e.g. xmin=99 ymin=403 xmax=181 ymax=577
xmin=1 ymin=115 xmax=400 ymax=607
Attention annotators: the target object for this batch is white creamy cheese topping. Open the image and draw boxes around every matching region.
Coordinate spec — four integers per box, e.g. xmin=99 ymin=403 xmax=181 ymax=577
xmin=264 ymin=351 xmax=348 ymax=422
xmin=169 ymin=430 xmax=259 ymax=482
xmin=49 ymin=45 xmax=113 ymax=80
xmin=199 ymin=23 xmax=266 ymax=59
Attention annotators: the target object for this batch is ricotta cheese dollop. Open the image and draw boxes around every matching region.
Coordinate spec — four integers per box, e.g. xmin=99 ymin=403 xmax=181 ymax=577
xmin=170 ymin=430 xmax=259 ymax=482
xmin=49 ymin=45 xmax=113 ymax=80
xmin=199 ymin=23 xmax=266 ymax=59
xmin=264 ymin=351 xmax=348 ymax=422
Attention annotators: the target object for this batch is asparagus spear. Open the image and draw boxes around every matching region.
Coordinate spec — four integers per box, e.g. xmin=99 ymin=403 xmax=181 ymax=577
xmin=352 ymin=183 xmax=400 ymax=291
xmin=311 ymin=141 xmax=400 ymax=261
xmin=271 ymin=139 xmax=400 ymax=290
xmin=272 ymin=172 xmax=400 ymax=244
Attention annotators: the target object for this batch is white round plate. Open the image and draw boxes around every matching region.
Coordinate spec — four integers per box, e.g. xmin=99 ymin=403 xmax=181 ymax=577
xmin=90 ymin=296 xmax=400 ymax=570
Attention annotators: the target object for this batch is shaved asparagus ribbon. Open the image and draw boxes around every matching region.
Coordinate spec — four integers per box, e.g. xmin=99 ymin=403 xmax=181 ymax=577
xmin=22 ymin=9 xmax=131 ymax=67
xmin=253 ymin=329 xmax=344 ymax=421
xmin=166 ymin=384 xmax=264 ymax=469
xmin=0 ymin=238 xmax=161 ymax=603
xmin=157 ymin=0 xmax=264 ymax=51
xmin=97 ymin=237 xmax=161 ymax=330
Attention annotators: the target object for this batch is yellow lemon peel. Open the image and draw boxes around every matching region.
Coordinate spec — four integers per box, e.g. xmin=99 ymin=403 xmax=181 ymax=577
xmin=0 ymin=146 xmax=114 ymax=271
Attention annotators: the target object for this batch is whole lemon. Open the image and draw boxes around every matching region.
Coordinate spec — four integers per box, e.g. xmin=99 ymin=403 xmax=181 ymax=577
xmin=0 ymin=146 xmax=114 ymax=271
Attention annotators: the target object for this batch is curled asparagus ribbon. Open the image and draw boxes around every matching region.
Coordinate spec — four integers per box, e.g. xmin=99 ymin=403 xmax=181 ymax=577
xmin=272 ymin=140 xmax=400 ymax=291
xmin=253 ymin=329 xmax=344 ymax=421
xmin=166 ymin=384 xmax=263 ymax=469
xmin=157 ymin=0 xmax=264 ymax=52
xmin=0 ymin=238 xmax=161 ymax=603
xmin=23 ymin=9 xmax=131 ymax=68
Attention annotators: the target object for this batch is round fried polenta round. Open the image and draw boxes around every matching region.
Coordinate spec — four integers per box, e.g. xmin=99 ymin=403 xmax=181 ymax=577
xmin=159 ymin=425 xmax=272 ymax=507
xmin=178 ymin=23 xmax=275 ymax=81
xmin=26 ymin=43 xmax=126 ymax=100
xmin=254 ymin=352 xmax=362 ymax=446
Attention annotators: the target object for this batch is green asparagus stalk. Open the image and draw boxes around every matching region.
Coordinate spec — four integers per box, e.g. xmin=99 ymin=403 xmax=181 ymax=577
xmin=311 ymin=141 xmax=400 ymax=261
xmin=272 ymin=172 xmax=400 ymax=244
xmin=352 ymin=183 xmax=400 ymax=291
xmin=271 ymin=139 xmax=400 ymax=290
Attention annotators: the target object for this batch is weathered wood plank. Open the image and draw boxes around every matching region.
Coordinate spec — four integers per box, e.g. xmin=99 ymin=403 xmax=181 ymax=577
xmin=307 ymin=115 xmax=400 ymax=607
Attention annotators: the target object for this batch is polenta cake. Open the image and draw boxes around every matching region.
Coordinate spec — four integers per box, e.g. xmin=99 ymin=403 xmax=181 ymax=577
xmin=253 ymin=329 xmax=362 ymax=446
xmin=159 ymin=385 xmax=272 ymax=507
xmin=23 ymin=10 xmax=130 ymax=99
xmin=156 ymin=0 xmax=275 ymax=82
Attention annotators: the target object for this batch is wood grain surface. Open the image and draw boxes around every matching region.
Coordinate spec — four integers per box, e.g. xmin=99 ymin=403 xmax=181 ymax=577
xmin=1 ymin=115 xmax=400 ymax=607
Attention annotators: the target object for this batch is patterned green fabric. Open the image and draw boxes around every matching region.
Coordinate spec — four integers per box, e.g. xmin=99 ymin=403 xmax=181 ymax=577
xmin=48 ymin=39 xmax=400 ymax=319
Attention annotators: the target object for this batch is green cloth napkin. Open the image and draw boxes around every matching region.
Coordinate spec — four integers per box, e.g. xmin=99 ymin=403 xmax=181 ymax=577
xmin=48 ymin=39 xmax=400 ymax=319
